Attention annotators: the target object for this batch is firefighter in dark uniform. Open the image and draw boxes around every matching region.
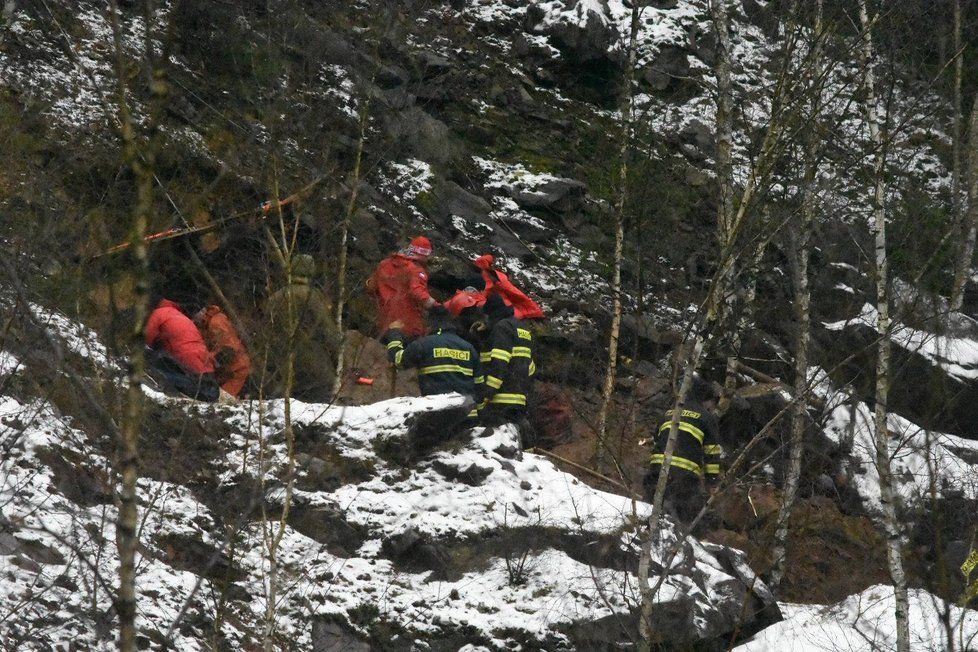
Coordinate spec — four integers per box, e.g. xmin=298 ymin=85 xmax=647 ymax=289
xmin=643 ymin=378 xmax=721 ymax=525
xmin=382 ymin=307 xmax=480 ymax=407
xmin=479 ymin=293 xmax=536 ymax=446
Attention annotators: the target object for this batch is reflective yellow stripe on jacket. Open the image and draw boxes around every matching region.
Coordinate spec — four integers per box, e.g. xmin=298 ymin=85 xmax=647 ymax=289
xmin=649 ymin=453 xmax=703 ymax=477
xmin=487 ymin=392 xmax=527 ymax=406
xmin=418 ymin=364 xmax=474 ymax=376
xmin=659 ymin=421 xmax=705 ymax=444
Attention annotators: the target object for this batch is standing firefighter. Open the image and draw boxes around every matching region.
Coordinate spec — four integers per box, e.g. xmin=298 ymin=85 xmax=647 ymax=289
xmin=367 ymin=236 xmax=438 ymax=338
xmin=643 ymin=378 xmax=722 ymax=526
xmin=479 ymin=293 xmax=536 ymax=444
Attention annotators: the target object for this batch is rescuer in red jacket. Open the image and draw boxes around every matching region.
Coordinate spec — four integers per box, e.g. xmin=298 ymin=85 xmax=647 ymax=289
xmin=367 ymin=236 xmax=439 ymax=338
xmin=472 ymin=254 xmax=545 ymax=320
xmin=144 ymin=298 xmax=219 ymax=401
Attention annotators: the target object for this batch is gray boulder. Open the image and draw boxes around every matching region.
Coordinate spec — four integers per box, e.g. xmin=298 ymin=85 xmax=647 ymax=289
xmin=526 ymin=1 xmax=622 ymax=66
xmin=426 ymin=179 xmax=494 ymax=231
xmin=385 ymin=106 xmax=461 ymax=167
xmin=642 ymin=46 xmax=690 ymax=91
xmin=506 ymin=177 xmax=588 ymax=215
xmin=639 ymin=525 xmax=782 ymax=645
xmin=312 ymin=620 xmax=370 ymax=652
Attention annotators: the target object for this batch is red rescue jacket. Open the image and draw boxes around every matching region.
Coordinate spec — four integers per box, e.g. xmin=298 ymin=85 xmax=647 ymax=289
xmin=367 ymin=253 xmax=435 ymax=337
xmin=195 ymin=305 xmax=251 ymax=397
xmin=144 ymin=299 xmax=215 ymax=374
xmin=473 ymin=255 xmax=545 ymax=320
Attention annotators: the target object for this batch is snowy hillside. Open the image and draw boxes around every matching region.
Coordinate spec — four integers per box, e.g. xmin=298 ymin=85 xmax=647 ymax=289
xmin=0 ymin=304 xmax=781 ymax=650
xmin=3 ymin=0 xmax=978 ymax=649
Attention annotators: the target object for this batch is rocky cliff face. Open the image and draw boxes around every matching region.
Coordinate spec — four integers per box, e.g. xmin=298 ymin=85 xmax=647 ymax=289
xmin=2 ymin=0 xmax=978 ymax=649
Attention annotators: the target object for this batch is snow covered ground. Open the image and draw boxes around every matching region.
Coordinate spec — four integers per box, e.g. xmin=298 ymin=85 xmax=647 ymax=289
xmin=0 ymin=303 xmax=774 ymax=650
xmin=735 ymin=585 xmax=978 ymax=652
xmin=2 ymin=297 xmax=977 ymax=649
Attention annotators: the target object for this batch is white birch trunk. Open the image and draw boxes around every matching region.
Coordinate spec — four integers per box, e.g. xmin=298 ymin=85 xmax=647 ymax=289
xmin=595 ymin=2 xmax=641 ymax=457
xmin=952 ymin=0 xmax=962 ymax=221
xmin=713 ymin=0 xmax=737 ymax=347
xmin=721 ymin=237 xmax=765 ymax=415
xmin=951 ymin=90 xmax=978 ymax=312
xmin=262 ymin=270 xmax=298 ymax=649
xmin=857 ymin=3 xmax=911 ymax=651
xmin=714 ymin=0 xmax=734 ymax=240
xmin=638 ymin=1 xmax=793 ymax=642
xmin=769 ymin=192 xmax=814 ymax=590
xmin=769 ymin=0 xmax=823 ymax=590
xmin=109 ymin=2 xmax=169 ymax=647
xmin=637 ymin=343 xmax=704 ymax=651
xmin=334 ymin=96 xmax=368 ymax=391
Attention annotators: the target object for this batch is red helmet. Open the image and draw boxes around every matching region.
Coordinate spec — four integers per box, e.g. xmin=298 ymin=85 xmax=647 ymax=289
xmin=444 ymin=288 xmax=486 ymax=316
xmin=409 ymin=236 xmax=433 ymax=258
xmin=473 ymin=254 xmax=494 ymax=270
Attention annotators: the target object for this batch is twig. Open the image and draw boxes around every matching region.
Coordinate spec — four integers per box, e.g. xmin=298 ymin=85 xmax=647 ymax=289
xmin=527 ymin=447 xmax=638 ymax=497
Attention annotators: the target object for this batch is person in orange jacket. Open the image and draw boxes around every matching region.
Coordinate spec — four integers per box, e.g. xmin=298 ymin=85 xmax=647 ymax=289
xmin=193 ymin=304 xmax=251 ymax=399
xmin=144 ymin=298 xmax=219 ymax=401
xmin=366 ymin=236 xmax=439 ymax=338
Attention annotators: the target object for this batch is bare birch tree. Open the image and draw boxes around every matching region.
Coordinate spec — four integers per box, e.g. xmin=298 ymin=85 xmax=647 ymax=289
xmin=714 ymin=0 xmax=739 ymax=416
xmin=769 ymin=0 xmax=825 ymax=590
xmin=106 ymin=1 xmax=177 ymax=648
xmin=637 ymin=0 xmax=828 ymax=643
xmin=255 ymin=176 xmax=302 ymax=649
xmin=951 ymin=91 xmax=978 ymax=312
xmin=639 ymin=0 xmax=788 ymax=643
xmin=952 ymin=0 xmax=963 ymax=224
xmin=333 ymin=73 xmax=373 ymax=390
xmin=857 ymin=2 xmax=911 ymax=650
xmin=595 ymin=1 xmax=643 ymax=461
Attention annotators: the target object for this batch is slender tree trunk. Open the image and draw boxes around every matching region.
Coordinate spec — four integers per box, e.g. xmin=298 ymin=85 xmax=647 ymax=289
xmin=714 ymin=0 xmax=734 ymax=240
xmin=114 ymin=141 xmax=150 ymax=652
xmin=713 ymin=0 xmax=748 ymax=417
xmin=638 ymin=1 xmax=794 ymax=643
xmin=713 ymin=0 xmax=737 ymax=353
xmin=951 ymin=91 xmax=978 ymax=312
xmin=334 ymin=88 xmax=370 ymax=389
xmin=857 ymin=4 xmax=911 ymax=651
xmin=720 ymin=236 xmax=765 ymax=415
xmin=260 ymin=169 xmax=304 ymax=648
xmin=638 ymin=347 xmax=703 ymax=650
xmin=595 ymin=3 xmax=641 ymax=459
xmin=769 ymin=202 xmax=814 ymax=589
xmin=769 ymin=0 xmax=823 ymax=590
xmin=108 ymin=2 xmax=171 ymax=648
xmin=952 ymin=0 xmax=962 ymax=221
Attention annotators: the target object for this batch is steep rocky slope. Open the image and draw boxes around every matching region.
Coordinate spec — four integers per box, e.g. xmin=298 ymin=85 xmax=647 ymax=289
xmin=2 ymin=0 xmax=978 ymax=649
